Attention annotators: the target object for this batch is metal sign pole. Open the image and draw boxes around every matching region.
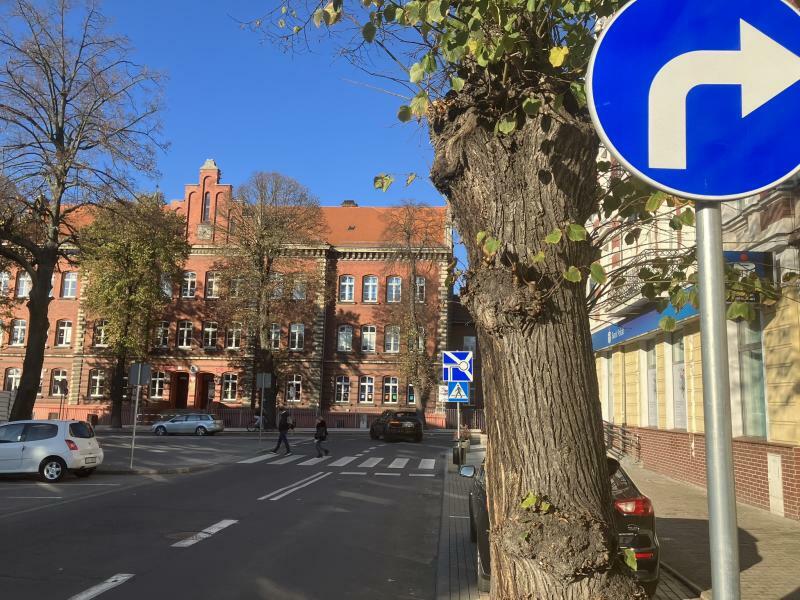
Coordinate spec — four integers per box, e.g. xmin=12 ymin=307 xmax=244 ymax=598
xmin=696 ymin=200 xmax=741 ymax=600
xmin=259 ymin=386 xmax=265 ymax=445
xmin=129 ymin=384 xmax=140 ymax=470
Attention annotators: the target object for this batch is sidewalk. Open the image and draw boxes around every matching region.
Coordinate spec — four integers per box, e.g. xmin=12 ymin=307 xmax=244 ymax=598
xmin=623 ymin=458 xmax=800 ymax=600
xmin=436 ymin=443 xmax=700 ymax=599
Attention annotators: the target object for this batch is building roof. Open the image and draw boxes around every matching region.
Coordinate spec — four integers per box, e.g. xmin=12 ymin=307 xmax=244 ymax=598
xmin=320 ymin=205 xmax=449 ymax=248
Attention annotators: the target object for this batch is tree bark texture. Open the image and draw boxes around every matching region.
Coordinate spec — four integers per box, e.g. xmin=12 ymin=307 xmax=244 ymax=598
xmin=430 ymin=106 xmax=644 ymax=599
xmin=109 ymin=352 xmax=127 ymax=429
xmin=10 ymin=259 xmax=55 ymax=421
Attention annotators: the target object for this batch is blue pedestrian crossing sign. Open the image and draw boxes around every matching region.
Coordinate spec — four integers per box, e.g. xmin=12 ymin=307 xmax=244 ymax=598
xmin=587 ymin=0 xmax=800 ymax=200
xmin=447 ymin=381 xmax=470 ymax=403
xmin=442 ymin=351 xmax=473 ymax=382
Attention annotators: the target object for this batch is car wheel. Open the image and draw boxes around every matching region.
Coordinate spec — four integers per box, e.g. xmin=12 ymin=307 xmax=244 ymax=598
xmin=39 ymin=457 xmax=67 ymax=482
xmin=642 ymin=581 xmax=658 ymax=598
xmin=74 ymin=468 xmax=96 ymax=478
xmin=154 ymin=426 xmax=167 ymax=436
xmin=195 ymin=426 xmax=207 ymax=436
xmin=476 ymin=544 xmax=490 ymax=592
xmin=414 ymin=433 xmax=423 ymax=443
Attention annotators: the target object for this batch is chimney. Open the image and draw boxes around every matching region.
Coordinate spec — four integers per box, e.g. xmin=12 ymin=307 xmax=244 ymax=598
xmin=341 ymin=200 xmax=358 ymax=207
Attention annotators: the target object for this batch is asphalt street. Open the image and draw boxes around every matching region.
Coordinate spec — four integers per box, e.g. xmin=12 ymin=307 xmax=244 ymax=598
xmin=0 ymin=432 xmax=452 ymax=600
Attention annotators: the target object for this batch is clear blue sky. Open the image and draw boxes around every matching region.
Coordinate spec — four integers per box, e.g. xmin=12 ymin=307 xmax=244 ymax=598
xmin=103 ymin=0 xmax=441 ymax=209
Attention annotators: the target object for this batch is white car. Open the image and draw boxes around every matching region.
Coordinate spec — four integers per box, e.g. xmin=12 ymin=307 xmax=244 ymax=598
xmin=0 ymin=419 xmax=104 ymax=482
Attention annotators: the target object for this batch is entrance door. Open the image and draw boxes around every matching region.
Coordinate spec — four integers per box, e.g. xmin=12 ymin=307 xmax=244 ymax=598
xmin=172 ymin=373 xmax=189 ymax=409
xmin=195 ymin=373 xmax=215 ymax=409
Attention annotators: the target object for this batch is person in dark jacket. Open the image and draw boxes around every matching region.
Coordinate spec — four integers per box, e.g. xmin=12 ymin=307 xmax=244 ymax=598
xmin=314 ymin=417 xmax=329 ymax=458
xmin=271 ymin=406 xmax=293 ymax=455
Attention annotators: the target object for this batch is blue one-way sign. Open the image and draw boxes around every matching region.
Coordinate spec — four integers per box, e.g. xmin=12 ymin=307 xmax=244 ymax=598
xmin=587 ymin=0 xmax=800 ymax=200
xmin=442 ymin=351 xmax=473 ymax=382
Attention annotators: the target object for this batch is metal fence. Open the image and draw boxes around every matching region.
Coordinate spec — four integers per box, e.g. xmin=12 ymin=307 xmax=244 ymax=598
xmin=603 ymin=420 xmax=641 ymax=461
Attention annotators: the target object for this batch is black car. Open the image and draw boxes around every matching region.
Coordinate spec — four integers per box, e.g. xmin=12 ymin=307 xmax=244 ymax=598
xmin=369 ymin=410 xmax=423 ymax=442
xmin=460 ymin=457 xmax=660 ymax=596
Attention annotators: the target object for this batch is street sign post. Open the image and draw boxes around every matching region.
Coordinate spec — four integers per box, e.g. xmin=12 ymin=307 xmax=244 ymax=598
xmin=128 ymin=363 xmax=151 ymax=470
xmin=588 ymin=1 xmax=800 ymax=597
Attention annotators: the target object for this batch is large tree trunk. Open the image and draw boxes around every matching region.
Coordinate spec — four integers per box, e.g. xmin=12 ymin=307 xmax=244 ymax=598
xmin=109 ymin=352 xmax=127 ymax=428
xmin=10 ymin=260 xmax=55 ymax=421
xmin=430 ymin=106 xmax=644 ymax=598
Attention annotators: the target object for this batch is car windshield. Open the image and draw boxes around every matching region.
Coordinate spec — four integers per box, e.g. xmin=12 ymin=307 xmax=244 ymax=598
xmin=69 ymin=422 xmax=95 ymax=438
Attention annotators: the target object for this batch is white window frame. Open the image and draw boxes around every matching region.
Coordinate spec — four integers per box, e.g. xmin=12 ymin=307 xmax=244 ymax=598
xmin=384 ymin=325 xmax=400 ymax=353
xmin=55 ymin=320 xmax=72 ymax=347
xmin=335 ymin=376 xmax=350 ymax=403
xmin=339 ymin=275 xmax=354 ymax=302
xmin=89 ymin=369 xmax=106 ymax=398
xmin=155 ymin=321 xmax=170 ymax=348
xmin=94 ymin=320 xmax=109 ymax=347
xmin=407 ymin=383 xmax=416 ymax=405
xmin=270 ymin=323 xmax=281 ymax=350
xmin=229 ymin=276 xmax=243 ymax=298
xmin=337 ymin=324 xmax=353 ymax=352
xmin=0 ymin=272 xmax=9 ymax=295
xmin=361 ymin=325 xmax=376 ymax=352
xmin=270 ymin=273 xmax=284 ymax=299
xmin=415 ymin=276 xmax=426 ymax=303
xmin=292 ymin=278 xmax=306 ymax=300
xmin=359 ymin=376 xmax=374 ymax=403
xmin=161 ymin=274 xmax=173 ymax=298
xmin=16 ymin=272 xmax=31 ymax=298
xmin=4 ymin=368 xmax=21 ymax=391
xmin=150 ymin=371 xmax=166 ymax=399
xmin=226 ymin=322 xmax=242 ymax=349
xmin=289 ymin=323 xmax=305 ymax=351
xmin=222 ymin=373 xmax=238 ymax=401
xmin=383 ymin=376 xmax=399 ymax=404
xmin=50 ymin=369 xmax=68 ymax=396
xmin=177 ymin=321 xmax=193 ymax=349
xmin=362 ymin=275 xmax=378 ymax=303
xmin=202 ymin=321 xmax=218 ymax=348
xmin=286 ymin=374 xmax=302 ymax=402
xmin=181 ymin=272 xmax=197 ymax=298
xmin=61 ymin=272 xmax=78 ymax=298
xmin=10 ymin=319 xmax=26 ymax=346
xmin=205 ymin=271 xmax=220 ymax=299
xmin=387 ymin=276 xmax=402 ymax=303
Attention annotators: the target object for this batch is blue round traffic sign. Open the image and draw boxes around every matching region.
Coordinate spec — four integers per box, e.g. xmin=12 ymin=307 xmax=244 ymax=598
xmin=587 ymin=0 xmax=800 ymax=200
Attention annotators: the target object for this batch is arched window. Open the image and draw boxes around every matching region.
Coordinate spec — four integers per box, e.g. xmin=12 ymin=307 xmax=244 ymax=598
xmin=50 ymin=369 xmax=68 ymax=396
xmin=415 ymin=276 xmax=426 ymax=302
xmin=88 ymin=369 xmax=107 ymax=398
xmin=177 ymin=321 xmax=193 ymax=349
xmin=150 ymin=371 xmax=166 ymax=399
xmin=94 ymin=320 xmax=109 ymax=347
xmin=338 ymin=275 xmax=354 ymax=302
xmin=222 ymin=373 xmax=238 ymax=401
xmin=155 ymin=321 xmax=170 ymax=348
xmin=226 ymin=322 xmax=242 ymax=349
xmin=361 ymin=325 xmax=376 ymax=352
xmin=286 ymin=374 xmax=302 ymax=402
xmin=289 ymin=323 xmax=305 ymax=351
xmin=337 ymin=325 xmax=353 ymax=352
xmin=362 ymin=275 xmax=378 ymax=303
xmin=201 ymin=192 xmax=212 ymax=222
xmin=384 ymin=326 xmax=400 ymax=353
xmin=4 ymin=367 xmax=21 ymax=391
xmin=0 ymin=272 xmax=9 ymax=295
xmin=205 ymin=271 xmax=220 ymax=299
xmin=15 ymin=272 xmax=31 ymax=298
xmin=358 ymin=376 xmax=374 ymax=403
xmin=55 ymin=320 xmax=73 ymax=347
xmin=10 ymin=319 xmax=26 ymax=346
xmin=383 ymin=376 xmax=399 ymax=404
xmin=202 ymin=321 xmax=218 ymax=348
xmin=387 ymin=276 xmax=402 ymax=303
xmin=181 ymin=272 xmax=197 ymax=298
xmin=334 ymin=376 xmax=350 ymax=403
xmin=61 ymin=272 xmax=78 ymax=298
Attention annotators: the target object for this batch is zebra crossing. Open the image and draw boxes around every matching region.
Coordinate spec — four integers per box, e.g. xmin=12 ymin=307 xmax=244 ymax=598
xmin=237 ymin=451 xmax=437 ymax=475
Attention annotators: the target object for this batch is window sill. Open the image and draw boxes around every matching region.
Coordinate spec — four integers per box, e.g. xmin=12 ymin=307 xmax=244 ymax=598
xmin=338 ymin=299 xmax=355 ymax=304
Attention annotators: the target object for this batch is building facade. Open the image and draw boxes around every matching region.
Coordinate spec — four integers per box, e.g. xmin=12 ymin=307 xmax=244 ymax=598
xmin=0 ymin=160 xmax=452 ymax=417
xmin=592 ymin=178 xmax=800 ymax=520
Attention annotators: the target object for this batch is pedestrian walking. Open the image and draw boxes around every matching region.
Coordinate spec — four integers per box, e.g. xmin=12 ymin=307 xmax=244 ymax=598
xmin=314 ymin=416 xmax=330 ymax=458
xmin=271 ymin=406 xmax=294 ymax=455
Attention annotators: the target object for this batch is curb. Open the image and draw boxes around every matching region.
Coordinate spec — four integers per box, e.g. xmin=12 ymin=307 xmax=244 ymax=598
xmin=99 ymin=463 xmax=219 ymax=475
xmin=661 ymin=560 xmax=705 ymax=596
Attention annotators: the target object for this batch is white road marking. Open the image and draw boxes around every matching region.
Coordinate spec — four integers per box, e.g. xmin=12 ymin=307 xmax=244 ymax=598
xmin=237 ymin=453 xmax=279 ymax=464
xmin=410 ymin=474 xmax=435 ymax=478
xmin=375 ymin=473 xmax=401 ymax=477
xmin=270 ymin=454 xmax=305 ymax=465
xmin=449 ymin=515 xmax=470 ymax=519
xmin=329 ymin=456 xmax=357 ymax=467
xmin=67 ymin=573 xmax=135 ymax=600
xmin=172 ymin=519 xmax=238 ymax=548
xmin=358 ymin=457 xmax=382 ymax=468
xmin=418 ymin=459 xmax=436 ymax=470
xmin=340 ymin=472 xmax=367 ymax=475
xmin=298 ymin=456 xmax=330 ymax=466
xmin=258 ymin=473 xmax=326 ymax=500
xmin=145 ymin=449 xmax=168 ymax=453
xmin=388 ymin=458 xmax=409 ymax=469
xmin=268 ymin=472 xmax=331 ymax=501
xmin=4 ymin=496 xmax=63 ymax=499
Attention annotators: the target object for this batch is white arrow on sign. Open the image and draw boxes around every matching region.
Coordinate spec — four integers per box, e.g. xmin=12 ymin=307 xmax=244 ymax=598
xmin=649 ymin=20 xmax=800 ymax=170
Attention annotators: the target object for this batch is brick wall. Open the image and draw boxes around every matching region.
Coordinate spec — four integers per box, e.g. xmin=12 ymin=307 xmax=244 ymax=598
xmin=633 ymin=426 xmax=800 ymax=520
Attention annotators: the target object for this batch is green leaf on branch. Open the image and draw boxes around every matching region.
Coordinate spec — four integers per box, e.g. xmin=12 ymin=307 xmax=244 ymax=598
xmin=569 ymin=81 xmax=586 ymax=108
xmin=397 ymin=105 xmax=413 ymax=122
xmin=497 ymin=114 xmax=516 ymax=134
xmin=522 ymin=97 xmax=542 ymax=116
xmin=645 ymin=191 xmax=667 ymax=213
xmin=405 ymin=172 xmax=417 ymax=186
xmin=483 ymin=236 xmax=501 ymax=256
xmin=549 ymin=46 xmax=570 ymax=67
xmin=659 ymin=316 xmax=677 ymax=332
xmin=362 ymin=21 xmax=376 ymax=42
xmin=410 ymin=91 xmax=429 ymax=116
xmin=679 ymin=209 xmax=695 ymax=227
xmin=476 ymin=231 xmax=488 ymax=245
xmin=451 ymin=76 xmax=465 ymax=92
xmin=544 ymin=228 xmax=562 ymax=244
xmin=727 ymin=301 xmax=755 ymax=321
xmin=409 ymin=62 xmax=425 ymax=83
xmin=590 ymin=261 xmax=607 ymax=284
xmin=521 ymin=492 xmax=538 ymax=509
xmin=373 ymin=174 xmax=394 ymax=192
xmin=531 ymin=251 xmax=545 ymax=264
xmin=566 ymin=223 xmax=587 ymax=242
xmin=563 ymin=266 xmax=582 ymax=282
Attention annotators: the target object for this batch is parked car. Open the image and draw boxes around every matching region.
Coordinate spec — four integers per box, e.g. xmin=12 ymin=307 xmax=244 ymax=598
xmin=0 ymin=419 xmax=104 ymax=482
xmin=369 ymin=410 xmax=423 ymax=442
xmin=151 ymin=413 xmax=224 ymax=436
xmin=460 ymin=456 xmax=660 ymax=596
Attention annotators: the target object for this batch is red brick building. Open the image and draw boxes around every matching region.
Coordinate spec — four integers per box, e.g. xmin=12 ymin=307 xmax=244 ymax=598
xmin=0 ymin=160 xmax=453 ymax=418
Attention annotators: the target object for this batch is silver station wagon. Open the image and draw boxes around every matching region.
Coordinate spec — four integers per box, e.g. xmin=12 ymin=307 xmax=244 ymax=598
xmin=151 ymin=413 xmax=224 ymax=436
